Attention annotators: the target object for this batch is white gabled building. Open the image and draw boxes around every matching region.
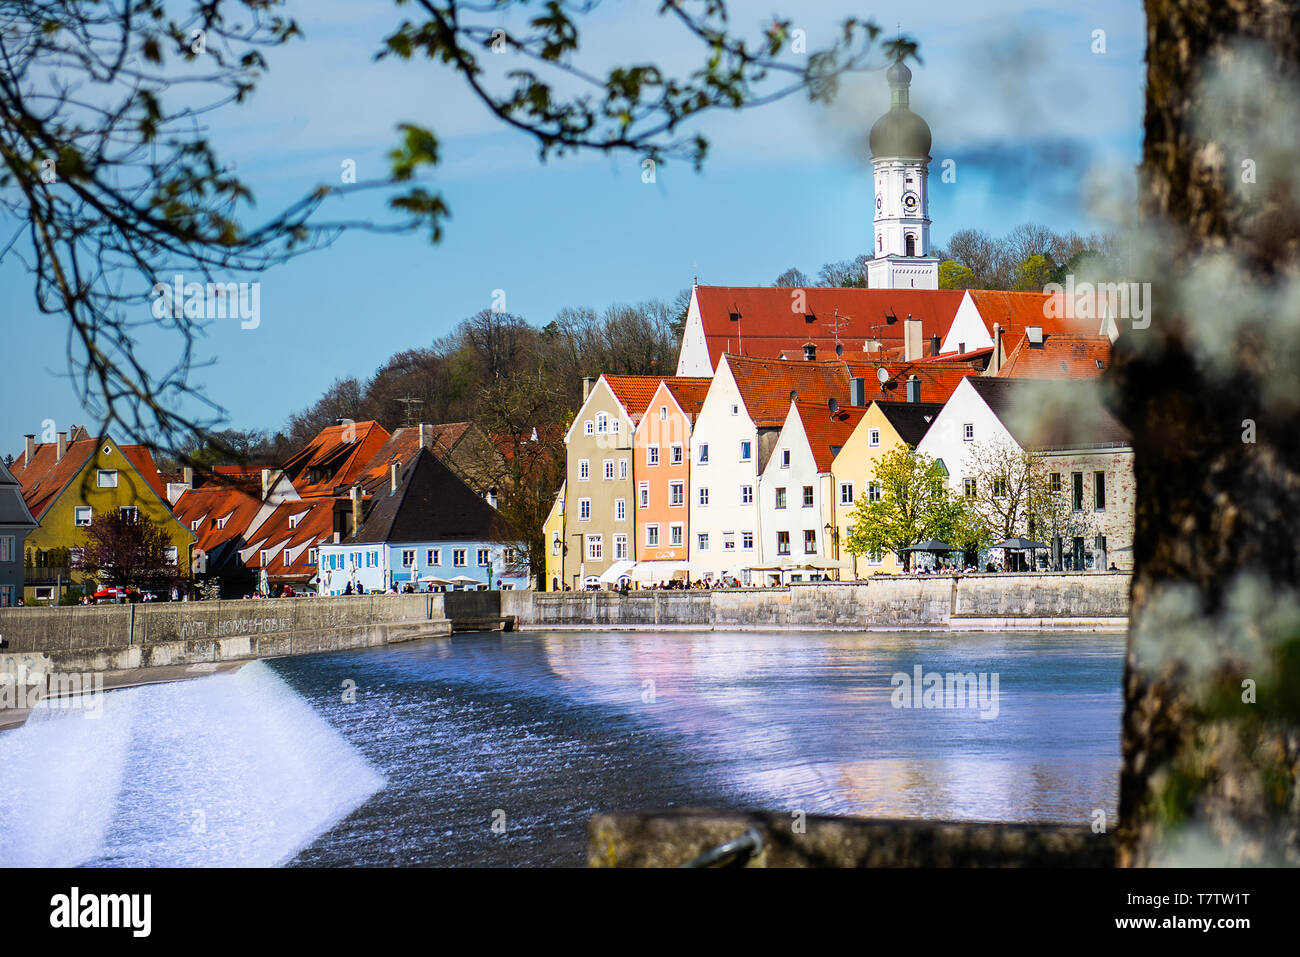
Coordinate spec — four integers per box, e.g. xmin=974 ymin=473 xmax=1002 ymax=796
xmin=757 ymin=401 xmax=865 ymax=584
xmin=687 ymin=355 xmax=853 ymax=581
xmin=916 ymin=376 xmax=1135 ymax=571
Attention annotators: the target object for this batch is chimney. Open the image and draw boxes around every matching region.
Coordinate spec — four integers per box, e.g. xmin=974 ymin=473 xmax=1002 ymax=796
xmin=906 ymin=375 xmax=921 ymax=403
xmin=582 ymin=376 xmax=595 ymax=400
xmin=803 ymin=343 xmax=817 ymax=361
xmin=991 ymin=323 xmax=1004 ymax=374
xmin=261 ymin=467 xmax=278 ymax=500
xmin=850 ymin=377 xmax=866 ymax=407
xmin=864 ymin=339 xmax=881 ymax=354
xmin=24 ymin=433 xmax=35 ymax=466
xmin=390 ymin=461 xmax=401 ymax=494
xmin=183 ymin=466 xmax=194 ymax=487
xmin=418 ymin=423 xmax=428 ymax=448
xmin=904 ymin=317 xmax=923 ymax=362
xmin=55 ymin=431 xmax=66 ymax=462
xmin=350 ymin=485 xmax=363 ymax=537
xmin=930 ymin=334 xmax=941 ymax=357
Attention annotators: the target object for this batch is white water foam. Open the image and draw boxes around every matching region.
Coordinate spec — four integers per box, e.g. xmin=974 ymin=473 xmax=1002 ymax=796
xmin=0 ymin=661 xmax=384 ymax=867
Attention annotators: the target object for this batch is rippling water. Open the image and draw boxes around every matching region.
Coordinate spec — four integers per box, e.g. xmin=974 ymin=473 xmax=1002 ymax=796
xmin=280 ymin=629 xmax=1123 ymax=867
xmin=0 ymin=630 xmax=1123 ymax=867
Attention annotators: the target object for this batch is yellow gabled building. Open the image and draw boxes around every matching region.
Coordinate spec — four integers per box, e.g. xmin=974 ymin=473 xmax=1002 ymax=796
xmin=11 ymin=428 xmax=195 ymax=602
xmin=831 ymin=401 xmax=944 ymax=577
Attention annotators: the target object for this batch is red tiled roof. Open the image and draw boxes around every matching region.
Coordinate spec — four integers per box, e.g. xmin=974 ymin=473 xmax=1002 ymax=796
xmin=172 ymin=483 xmax=265 ymax=567
xmin=794 ymin=401 xmax=867 ymax=472
xmin=241 ymin=498 xmax=336 ymax=581
xmin=280 ymin=421 xmax=391 ymax=498
xmin=12 ymin=437 xmax=170 ymax=519
xmin=915 ymin=347 xmax=993 ymax=364
xmin=602 ymin=375 xmax=666 ymax=421
xmin=725 ymin=355 xmax=854 ymax=427
xmin=661 ymin=377 xmax=713 ymax=421
xmin=969 ymin=290 xmax=1106 ymax=343
xmin=354 ymin=427 xmax=425 ymax=497
xmin=694 ymin=286 xmax=967 ymax=370
xmin=845 ymin=357 xmax=972 ymax=406
xmin=994 ymin=334 xmax=1112 ymax=379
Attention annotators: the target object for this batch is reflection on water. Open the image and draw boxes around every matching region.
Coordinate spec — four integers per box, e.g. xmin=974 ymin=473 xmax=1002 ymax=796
xmin=279 ymin=629 xmax=1122 ymax=867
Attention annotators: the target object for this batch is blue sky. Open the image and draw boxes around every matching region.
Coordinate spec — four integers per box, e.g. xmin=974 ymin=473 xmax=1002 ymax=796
xmin=0 ymin=0 xmax=1145 ymax=450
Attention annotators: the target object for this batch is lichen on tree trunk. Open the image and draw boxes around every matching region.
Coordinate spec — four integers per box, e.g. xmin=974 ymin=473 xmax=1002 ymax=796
xmin=1115 ymin=0 xmax=1300 ymax=865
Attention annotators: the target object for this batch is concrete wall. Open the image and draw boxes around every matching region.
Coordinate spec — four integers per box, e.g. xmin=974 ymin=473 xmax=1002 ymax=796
xmin=502 ymin=573 xmax=1130 ymax=631
xmin=0 ymin=594 xmax=448 ymax=673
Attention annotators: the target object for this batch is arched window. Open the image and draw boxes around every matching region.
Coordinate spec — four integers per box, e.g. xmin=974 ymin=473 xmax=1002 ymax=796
xmin=905 ymin=234 xmax=916 ymax=257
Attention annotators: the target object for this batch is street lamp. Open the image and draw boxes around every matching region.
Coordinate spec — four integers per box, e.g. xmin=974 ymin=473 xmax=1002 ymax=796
xmin=823 ymin=522 xmax=841 ymax=581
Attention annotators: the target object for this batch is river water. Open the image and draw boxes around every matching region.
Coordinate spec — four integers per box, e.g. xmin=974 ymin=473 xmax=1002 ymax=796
xmin=0 ymin=629 xmax=1123 ymax=867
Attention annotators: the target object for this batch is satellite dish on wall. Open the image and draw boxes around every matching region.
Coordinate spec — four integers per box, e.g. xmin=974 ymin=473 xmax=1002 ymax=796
xmin=789 ymin=390 xmax=799 ymax=403
xmin=835 ymin=343 xmax=844 ymax=357
xmin=876 ymin=367 xmax=890 ymax=384
xmin=828 ymin=398 xmax=840 ymax=414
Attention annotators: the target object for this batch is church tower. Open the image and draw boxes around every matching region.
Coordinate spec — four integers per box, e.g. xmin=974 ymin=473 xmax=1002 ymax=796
xmin=866 ymin=57 xmax=939 ymax=289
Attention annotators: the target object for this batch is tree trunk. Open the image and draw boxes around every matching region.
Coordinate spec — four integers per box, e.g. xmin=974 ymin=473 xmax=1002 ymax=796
xmin=1116 ymin=0 xmax=1300 ymax=865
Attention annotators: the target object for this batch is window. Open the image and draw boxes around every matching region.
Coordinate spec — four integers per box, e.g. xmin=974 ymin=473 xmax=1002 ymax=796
xmin=777 ymin=531 xmax=791 ymax=555
xmin=669 ymin=482 xmax=685 ymax=507
xmin=670 ymin=444 xmax=683 ymax=465
xmin=289 ymin=514 xmax=301 ymax=529
xmin=619 ymin=459 xmax=629 ymax=480
xmin=781 ymin=449 xmax=791 ymax=468
xmin=308 ymin=548 xmax=318 ymax=566
xmin=119 ymin=505 xmax=138 ymax=522
xmin=647 ymin=446 xmax=660 ymax=466
xmin=804 ymin=530 xmax=817 ymax=554
xmin=698 ymin=443 xmax=709 ymax=464
xmin=217 ymin=515 xmax=228 ymax=530
xmin=741 ymin=485 xmax=753 ymax=505
xmin=869 ymin=482 xmax=882 ymax=502
xmin=614 ymin=534 xmax=628 ymax=559
xmin=427 ymin=548 xmax=441 ymax=565
xmin=775 ymin=487 xmax=787 ymax=509
xmin=615 ymin=499 xmax=626 ymax=521
xmin=646 ymin=525 xmax=659 ymax=547
xmin=584 ymin=420 xmax=594 ymax=436
xmin=697 ymin=486 xmax=709 ymax=507
xmin=638 ymin=483 xmax=649 ymax=509
xmin=697 ymin=533 xmax=709 ymax=551
xmin=579 ymin=498 xmax=592 ymax=521
xmin=802 ymin=486 xmax=814 ymax=508
xmin=75 ymin=506 xmax=93 ymax=527
xmin=453 ymin=549 xmax=468 ymax=566
xmin=603 ymin=459 xmax=615 ymax=480
xmin=97 ymin=469 xmax=118 ymax=488
xmin=478 ymin=548 xmax=491 ymax=566
xmin=992 ymin=476 xmax=1008 ymax=498
xmin=191 ymin=518 xmax=202 ymax=531
xmin=1094 ymin=471 xmax=1107 ymax=510
xmin=660 ymin=406 xmax=667 ymax=421
xmin=731 ymin=404 xmax=739 ymax=416
xmin=578 ymin=459 xmax=590 ymax=481
xmin=596 ymin=412 xmax=609 ymax=434
xmin=869 ymin=429 xmax=880 ymax=447
xmin=283 ymin=549 xmax=293 ymax=566
xmin=612 ymin=419 xmax=620 ymax=434
xmin=0 ymin=535 xmax=13 ymax=563
xmin=1072 ymin=472 xmax=1084 ymax=511
xmin=963 ymin=423 xmax=974 ymax=442
xmin=742 ymin=531 xmax=754 ymax=550
xmin=587 ymin=535 xmax=603 ymax=561
xmin=402 ymin=550 xmax=415 ymax=567
xmin=963 ymin=478 xmax=977 ymax=498
xmin=670 ymin=524 xmax=684 ymax=547
xmin=839 ymin=483 xmax=854 ymax=506
xmin=867 ymin=548 xmax=884 ymax=566
xmin=260 ymin=550 xmax=272 ymax=566
xmin=740 ymin=440 xmax=752 ymax=462
xmin=1050 ymin=472 xmax=1062 ymax=493
xmin=722 ymin=531 xmax=735 ymax=551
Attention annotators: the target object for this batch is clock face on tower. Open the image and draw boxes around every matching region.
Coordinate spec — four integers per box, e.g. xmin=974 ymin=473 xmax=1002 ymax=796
xmin=901 ymin=191 xmax=920 ymax=214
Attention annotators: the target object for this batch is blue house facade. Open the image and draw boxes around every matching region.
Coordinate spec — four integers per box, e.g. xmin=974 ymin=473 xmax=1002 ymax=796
xmin=318 ymin=447 xmax=528 ymax=594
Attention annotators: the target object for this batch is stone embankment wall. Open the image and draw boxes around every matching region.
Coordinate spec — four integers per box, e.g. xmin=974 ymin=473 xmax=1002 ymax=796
xmin=0 ymin=594 xmax=449 ymax=675
xmin=503 ymin=573 xmax=1130 ymax=631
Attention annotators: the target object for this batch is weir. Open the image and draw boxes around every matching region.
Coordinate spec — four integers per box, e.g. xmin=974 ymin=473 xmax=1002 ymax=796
xmin=0 ymin=661 xmax=383 ymax=866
